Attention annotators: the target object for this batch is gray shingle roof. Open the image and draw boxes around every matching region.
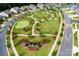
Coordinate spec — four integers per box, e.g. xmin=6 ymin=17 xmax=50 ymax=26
xmin=12 ymin=7 xmax=20 ymax=11
xmin=2 ymin=10 xmax=10 ymax=14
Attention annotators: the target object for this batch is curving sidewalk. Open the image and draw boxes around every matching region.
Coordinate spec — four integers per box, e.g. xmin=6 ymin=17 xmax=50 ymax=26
xmin=48 ymin=11 xmax=63 ymax=56
xmin=30 ymin=15 xmax=38 ymax=35
xmin=10 ymin=19 xmax=20 ymax=56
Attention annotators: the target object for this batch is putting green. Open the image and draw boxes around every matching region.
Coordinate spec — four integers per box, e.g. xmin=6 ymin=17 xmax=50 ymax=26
xmin=15 ymin=21 xmax=29 ymax=29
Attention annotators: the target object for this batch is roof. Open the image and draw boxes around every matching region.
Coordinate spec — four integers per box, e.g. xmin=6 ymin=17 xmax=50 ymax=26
xmin=67 ymin=4 xmax=74 ymax=8
xmin=0 ymin=15 xmax=4 ymax=19
xmin=11 ymin=7 xmax=20 ymax=11
xmin=37 ymin=3 xmax=44 ymax=7
xmin=70 ymin=5 xmax=79 ymax=10
xmin=37 ymin=3 xmax=44 ymax=9
xmin=28 ymin=4 xmax=36 ymax=10
xmin=2 ymin=10 xmax=11 ymax=15
xmin=20 ymin=6 xmax=27 ymax=10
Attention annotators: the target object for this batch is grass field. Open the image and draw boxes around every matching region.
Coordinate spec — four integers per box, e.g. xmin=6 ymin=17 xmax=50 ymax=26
xmin=35 ymin=19 xmax=60 ymax=34
xmin=10 ymin=8 xmax=62 ymax=56
xmin=74 ymin=32 xmax=78 ymax=47
xmin=73 ymin=16 xmax=79 ymax=20
xmin=15 ymin=21 xmax=29 ymax=29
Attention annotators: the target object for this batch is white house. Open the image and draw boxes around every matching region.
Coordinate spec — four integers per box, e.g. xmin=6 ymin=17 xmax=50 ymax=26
xmin=10 ymin=7 xmax=20 ymax=13
xmin=37 ymin=3 xmax=44 ymax=9
xmin=28 ymin=4 xmax=37 ymax=12
xmin=0 ymin=15 xmax=4 ymax=20
xmin=20 ymin=6 xmax=28 ymax=11
xmin=70 ymin=5 xmax=79 ymax=11
xmin=0 ymin=10 xmax=11 ymax=18
xmin=44 ymin=3 xmax=53 ymax=9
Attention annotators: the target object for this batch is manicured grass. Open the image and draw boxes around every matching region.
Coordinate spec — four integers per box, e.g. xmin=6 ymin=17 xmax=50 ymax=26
xmin=67 ymin=11 xmax=76 ymax=15
xmin=33 ymin=10 xmax=51 ymax=20
xmin=13 ymin=16 xmax=34 ymax=35
xmin=74 ymin=32 xmax=78 ymax=47
xmin=15 ymin=21 xmax=29 ymax=29
xmin=77 ymin=24 xmax=79 ymax=29
xmin=73 ymin=24 xmax=75 ymax=29
xmin=35 ymin=19 xmax=60 ymax=35
xmin=73 ymin=16 xmax=79 ymax=20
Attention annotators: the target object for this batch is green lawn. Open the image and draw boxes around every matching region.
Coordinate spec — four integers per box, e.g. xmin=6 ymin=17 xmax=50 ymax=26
xmin=15 ymin=21 xmax=29 ymax=29
xmin=13 ymin=16 xmax=34 ymax=35
xmin=33 ymin=10 xmax=51 ymax=20
xmin=73 ymin=16 xmax=79 ymax=20
xmin=77 ymin=24 xmax=79 ymax=29
xmin=67 ymin=11 xmax=76 ymax=15
xmin=73 ymin=24 xmax=75 ymax=29
xmin=74 ymin=32 xmax=78 ymax=47
xmin=35 ymin=19 xmax=60 ymax=35
xmin=11 ymin=7 xmax=62 ymax=56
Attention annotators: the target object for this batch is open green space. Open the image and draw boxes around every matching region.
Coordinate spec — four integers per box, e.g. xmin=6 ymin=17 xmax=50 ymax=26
xmin=67 ymin=11 xmax=76 ymax=15
xmin=74 ymin=32 xmax=78 ymax=47
xmin=73 ymin=16 xmax=79 ymax=20
xmin=35 ymin=19 xmax=60 ymax=35
xmin=15 ymin=21 xmax=29 ymax=29
xmin=77 ymin=24 xmax=79 ymax=29
xmin=13 ymin=16 xmax=34 ymax=35
xmin=33 ymin=10 xmax=51 ymax=20
xmin=10 ymin=6 xmax=62 ymax=56
xmin=72 ymin=24 xmax=75 ymax=29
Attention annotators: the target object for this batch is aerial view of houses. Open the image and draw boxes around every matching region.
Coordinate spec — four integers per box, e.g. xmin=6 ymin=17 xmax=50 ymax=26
xmin=0 ymin=3 xmax=79 ymax=56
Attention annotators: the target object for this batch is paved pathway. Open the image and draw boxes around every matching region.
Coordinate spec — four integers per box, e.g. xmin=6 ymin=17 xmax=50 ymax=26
xmin=48 ymin=11 xmax=63 ymax=56
xmin=30 ymin=15 xmax=38 ymax=35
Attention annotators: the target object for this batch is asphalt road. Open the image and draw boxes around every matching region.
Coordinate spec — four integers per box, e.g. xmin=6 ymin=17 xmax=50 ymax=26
xmin=0 ymin=30 xmax=7 ymax=56
xmin=0 ymin=13 xmax=24 ymax=56
xmin=58 ymin=14 xmax=73 ymax=56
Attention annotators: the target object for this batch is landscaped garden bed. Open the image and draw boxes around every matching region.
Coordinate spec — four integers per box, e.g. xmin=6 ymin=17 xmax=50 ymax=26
xmin=12 ymin=36 xmax=55 ymax=56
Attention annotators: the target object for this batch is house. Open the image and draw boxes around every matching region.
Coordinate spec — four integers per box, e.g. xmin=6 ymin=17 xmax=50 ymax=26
xmin=1 ymin=21 xmax=7 ymax=27
xmin=63 ymin=4 xmax=74 ymax=11
xmin=10 ymin=7 xmax=20 ymax=13
xmin=27 ymin=4 xmax=37 ymax=12
xmin=55 ymin=3 xmax=61 ymax=7
xmin=37 ymin=3 xmax=44 ymax=9
xmin=20 ymin=6 xmax=28 ymax=11
xmin=0 ymin=10 xmax=11 ymax=18
xmin=44 ymin=3 xmax=53 ymax=9
xmin=0 ymin=15 xmax=4 ymax=20
xmin=70 ymin=5 xmax=79 ymax=12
